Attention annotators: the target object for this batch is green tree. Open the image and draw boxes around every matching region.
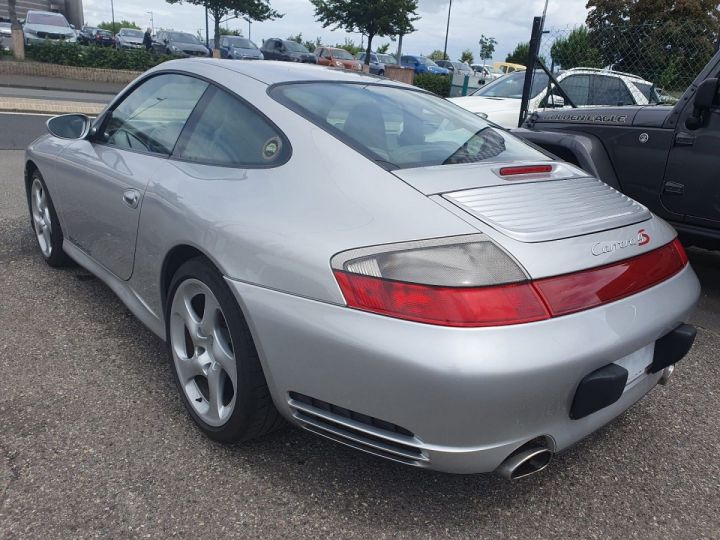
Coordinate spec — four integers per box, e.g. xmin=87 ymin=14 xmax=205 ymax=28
xmin=310 ymin=0 xmax=419 ymax=65
xmin=429 ymin=49 xmax=449 ymax=61
xmin=220 ymin=27 xmax=243 ymax=35
xmin=98 ymin=20 xmax=141 ymax=34
xmin=586 ymin=0 xmax=719 ymax=90
xmin=334 ymin=38 xmax=362 ymax=56
xmin=287 ymin=32 xmax=303 ymax=43
xmin=376 ymin=42 xmax=390 ymax=53
xmin=550 ymin=26 xmax=602 ymax=69
xmin=505 ymin=42 xmax=529 ymax=65
xmin=478 ymin=34 xmax=496 ymax=64
xmin=460 ymin=48 xmax=473 ymax=64
xmin=165 ymin=0 xmax=282 ymax=53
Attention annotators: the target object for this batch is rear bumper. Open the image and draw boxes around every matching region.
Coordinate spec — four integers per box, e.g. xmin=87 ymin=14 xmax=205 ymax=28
xmin=226 ymin=265 xmax=700 ymax=473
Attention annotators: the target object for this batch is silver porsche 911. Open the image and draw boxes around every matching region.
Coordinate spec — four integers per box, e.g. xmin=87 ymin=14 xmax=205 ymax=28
xmin=25 ymin=59 xmax=699 ymax=479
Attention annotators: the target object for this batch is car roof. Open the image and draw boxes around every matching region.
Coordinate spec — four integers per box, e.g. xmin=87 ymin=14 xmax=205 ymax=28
xmin=158 ymin=58 xmax=409 ymax=87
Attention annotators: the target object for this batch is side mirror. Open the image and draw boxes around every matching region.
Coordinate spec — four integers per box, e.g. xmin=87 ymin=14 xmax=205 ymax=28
xmin=686 ymin=77 xmax=718 ymax=130
xmin=163 ymin=38 xmax=168 ymax=44
xmin=47 ymin=114 xmax=92 ymax=140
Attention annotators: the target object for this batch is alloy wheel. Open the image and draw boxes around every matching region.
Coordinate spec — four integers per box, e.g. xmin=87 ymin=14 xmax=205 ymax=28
xmin=31 ymin=178 xmax=53 ymax=257
xmin=169 ymin=279 xmax=237 ymax=427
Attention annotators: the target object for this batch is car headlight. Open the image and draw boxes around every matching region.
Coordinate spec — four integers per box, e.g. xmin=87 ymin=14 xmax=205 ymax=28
xmin=334 ymin=60 xmax=343 ymax=67
xmin=25 ymin=29 xmax=37 ymax=36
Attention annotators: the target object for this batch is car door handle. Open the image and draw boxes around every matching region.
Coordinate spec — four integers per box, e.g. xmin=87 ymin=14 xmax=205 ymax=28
xmin=674 ymin=133 xmax=695 ymax=146
xmin=122 ymin=189 xmax=141 ymax=209
xmin=663 ymin=181 xmax=685 ymax=195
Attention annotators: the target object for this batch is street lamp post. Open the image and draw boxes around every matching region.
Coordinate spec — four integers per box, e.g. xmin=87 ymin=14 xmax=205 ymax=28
xmin=110 ymin=0 xmax=115 ymax=35
xmin=443 ymin=0 xmax=452 ymax=61
xmin=242 ymin=16 xmax=251 ymax=40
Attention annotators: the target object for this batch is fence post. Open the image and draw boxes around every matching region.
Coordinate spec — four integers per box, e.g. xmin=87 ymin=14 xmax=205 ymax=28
xmin=518 ymin=16 xmax=543 ymax=128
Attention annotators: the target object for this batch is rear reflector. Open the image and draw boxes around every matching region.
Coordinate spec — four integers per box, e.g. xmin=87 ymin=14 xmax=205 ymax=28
xmin=334 ymin=239 xmax=688 ymax=327
xmin=499 ymin=164 xmax=553 ymax=176
xmin=533 ymin=238 xmax=688 ymax=317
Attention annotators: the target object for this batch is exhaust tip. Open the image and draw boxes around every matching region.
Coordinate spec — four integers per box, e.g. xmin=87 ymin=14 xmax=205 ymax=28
xmin=658 ymin=365 xmax=675 ymax=386
xmin=497 ymin=446 xmax=553 ymax=480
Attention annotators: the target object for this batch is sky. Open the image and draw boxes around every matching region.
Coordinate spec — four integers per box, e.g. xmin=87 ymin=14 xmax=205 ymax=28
xmin=82 ymin=0 xmax=589 ymax=62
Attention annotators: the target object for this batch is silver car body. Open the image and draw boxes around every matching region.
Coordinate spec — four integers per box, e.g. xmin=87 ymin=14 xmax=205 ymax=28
xmin=25 ymin=60 xmax=700 ymax=474
xmin=23 ymin=10 xmax=76 ymax=44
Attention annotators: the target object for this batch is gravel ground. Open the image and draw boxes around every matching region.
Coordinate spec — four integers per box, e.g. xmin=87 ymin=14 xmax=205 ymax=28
xmin=0 ymin=148 xmax=718 ymax=539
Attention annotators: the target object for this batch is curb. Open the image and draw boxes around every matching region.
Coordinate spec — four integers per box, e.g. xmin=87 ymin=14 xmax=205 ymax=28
xmin=0 ymin=97 xmax=104 ymax=115
xmin=0 ymin=60 xmax=141 ymax=84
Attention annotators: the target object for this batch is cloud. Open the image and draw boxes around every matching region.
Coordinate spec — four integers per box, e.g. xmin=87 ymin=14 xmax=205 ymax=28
xmin=83 ymin=0 xmax=588 ymax=62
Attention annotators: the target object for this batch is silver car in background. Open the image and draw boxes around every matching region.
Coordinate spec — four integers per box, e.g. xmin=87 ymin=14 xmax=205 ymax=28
xmin=23 ymin=10 xmax=76 ymax=45
xmin=25 ymin=60 xmax=699 ymax=478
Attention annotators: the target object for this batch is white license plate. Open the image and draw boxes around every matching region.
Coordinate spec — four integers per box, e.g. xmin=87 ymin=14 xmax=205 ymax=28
xmin=614 ymin=343 xmax=655 ymax=385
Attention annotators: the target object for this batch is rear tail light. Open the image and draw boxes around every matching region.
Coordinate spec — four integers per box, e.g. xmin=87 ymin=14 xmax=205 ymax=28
xmin=533 ymin=238 xmax=688 ymax=317
xmin=333 ymin=236 xmax=688 ymax=327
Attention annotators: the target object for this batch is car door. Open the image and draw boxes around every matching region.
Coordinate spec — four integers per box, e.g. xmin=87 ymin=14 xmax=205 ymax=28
xmin=661 ymin=81 xmax=720 ymax=228
xmin=53 ymin=73 xmax=209 ymax=279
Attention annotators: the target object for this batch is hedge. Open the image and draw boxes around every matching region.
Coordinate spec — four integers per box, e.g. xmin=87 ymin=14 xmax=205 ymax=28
xmin=412 ymin=73 xmax=452 ymax=97
xmin=27 ymin=42 xmax=174 ymax=71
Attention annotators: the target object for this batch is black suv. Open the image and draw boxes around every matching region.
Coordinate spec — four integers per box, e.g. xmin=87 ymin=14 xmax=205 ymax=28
xmin=260 ymin=38 xmax=316 ymax=63
xmin=516 ymin=50 xmax=720 ymax=249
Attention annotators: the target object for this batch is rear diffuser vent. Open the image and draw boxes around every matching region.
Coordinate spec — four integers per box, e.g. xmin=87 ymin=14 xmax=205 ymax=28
xmin=288 ymin=392 xmax=427 ymax=466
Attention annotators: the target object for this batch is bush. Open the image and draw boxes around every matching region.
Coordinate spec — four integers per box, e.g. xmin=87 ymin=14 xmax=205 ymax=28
xmin=27 ymin=42 xmax=174 ymax=71
xmin=412 ymin=73 xmax=452 ymax=97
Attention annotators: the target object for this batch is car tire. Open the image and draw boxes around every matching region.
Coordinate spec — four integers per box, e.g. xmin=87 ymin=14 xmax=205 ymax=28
xmin=166 ymin=257 xmax=284 ymax=443
xmin=27 ymin=170 xmax=73 ymax=267
xmin=378 ymin=69 xmax=385 ymax=76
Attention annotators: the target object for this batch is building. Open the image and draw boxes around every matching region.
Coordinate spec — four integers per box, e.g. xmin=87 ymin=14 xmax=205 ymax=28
xmin=0 ymin=0 xmax=84 ymax=29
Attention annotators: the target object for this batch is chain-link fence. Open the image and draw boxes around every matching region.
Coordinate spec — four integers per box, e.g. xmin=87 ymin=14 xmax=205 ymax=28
xmin=518 ymin=17 xmax=719 ymax=125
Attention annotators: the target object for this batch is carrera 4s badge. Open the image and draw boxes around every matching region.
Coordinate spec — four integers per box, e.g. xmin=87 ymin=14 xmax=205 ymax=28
xmin=592 ymin=229 xmax=651 ymax=256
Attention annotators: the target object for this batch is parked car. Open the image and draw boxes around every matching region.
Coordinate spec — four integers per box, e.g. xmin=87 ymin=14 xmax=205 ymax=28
xmin=315 ymin=46 xmax=362 ymax=71
xmin=516 ymin=49 xmax=720 ymax=250
xmin=260 ymin=38 xmax=316 ymax=63
xmin=219 ymin=36 xmax=263 ymax=60
xmin=115 ymin=27 xmax=144 ymax=49
xmin=22 ymin=10 xmax=76 ymax=45
xmin=0 ymin=21 xmax=11 ymax=51
xmin=89 ymin=28 xmax=115 ymax=47
xmin=449 ymin=68 xmax=660 ymax=128
xmin=400 ymin=55 xmax=449 ymax=75
xmin=471 ymin=64 xmax=502 ymax=83
xmin=25 ymin=59 xmax=698 ymax=478
xmin=494 ymin=61 xmax=525 ymax=74
xmin=152 ymin=31 xmax=211 ymax=57
xmin=436 ymin=60 xmax=473 ymax=76
xmin=77 ymin=25 xmax=98 ymax=45
xmin=356 ymin=52 xmax=396 ymax=75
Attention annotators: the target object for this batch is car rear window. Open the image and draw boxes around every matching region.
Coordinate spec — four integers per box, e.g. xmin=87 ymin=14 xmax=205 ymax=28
xmin=271 ymin=82 xmax=546 ymax=169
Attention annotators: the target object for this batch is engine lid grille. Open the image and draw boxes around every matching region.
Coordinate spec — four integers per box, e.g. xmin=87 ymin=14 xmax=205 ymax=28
xmin=444 ymin=176 xmax=651 ymax=243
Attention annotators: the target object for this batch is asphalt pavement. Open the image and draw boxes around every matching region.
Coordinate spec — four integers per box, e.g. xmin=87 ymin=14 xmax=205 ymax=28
xmin=0 ymin=113 xmax=719 ymax=538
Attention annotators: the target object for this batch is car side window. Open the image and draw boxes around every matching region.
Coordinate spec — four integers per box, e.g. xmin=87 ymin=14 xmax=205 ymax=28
xmin=322 ymin=49 xmax=332 ymax=58
xmin=593 ymin=76 xmax=635 ymax=106
xmin=100 ymin=74 xmax=208 ymax=155
xmin=221 ymin=38 xmax=227 ymax=47
xmin=174 ymin=86 xmax=288 ymax=167
xmin=560 ymin=74 xmax=591 ymax=106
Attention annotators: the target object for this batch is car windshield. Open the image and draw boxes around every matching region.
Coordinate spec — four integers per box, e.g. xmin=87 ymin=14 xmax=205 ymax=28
xmin=120 ymin=29 xmax=143 ymax=37
xmin=226 ymin=37 xmax=254 ymax=48
xmin=284 ymin=41 xmax=308 ymax=53
xmin=272 ymin=82 xmax=546 ymax=169
xmin=378 ymin=54 xmax=396 ymax=64
xmin=168 ymin=32 xmax=200 ymax=43
xmin=26 ymin=12 xmax=69 ymax=27
xmin=418 ymin=57 xmax=438 ymax=67
xmin=330 ymin=49 xmax=354 ymax=60
xmin=472 ymin=71 xmax=547 ymax=99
